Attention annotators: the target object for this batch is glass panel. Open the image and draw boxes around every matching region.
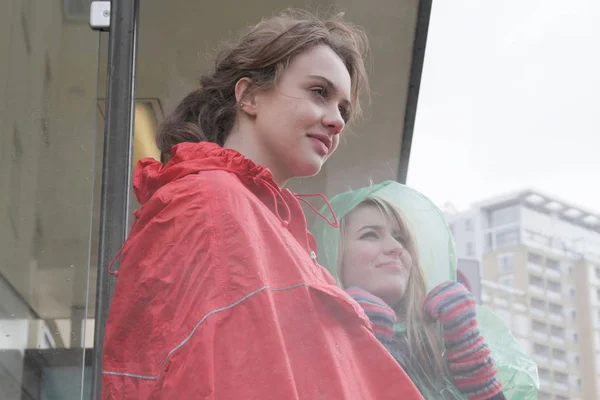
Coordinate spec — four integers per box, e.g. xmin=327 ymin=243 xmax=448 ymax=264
xmin=410 ymin=2 xmax=599 ymax=397
xmin=0 ymin=1 xmax=101 ymax=398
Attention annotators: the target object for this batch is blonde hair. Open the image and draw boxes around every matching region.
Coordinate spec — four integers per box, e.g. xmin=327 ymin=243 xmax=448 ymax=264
xmin=338 ymin=196 xmax=452 ymax=385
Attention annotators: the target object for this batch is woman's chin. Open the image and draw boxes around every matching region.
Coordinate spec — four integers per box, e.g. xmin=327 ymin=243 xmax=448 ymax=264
xmin=290 ymin=160 xmax=323 ymax=179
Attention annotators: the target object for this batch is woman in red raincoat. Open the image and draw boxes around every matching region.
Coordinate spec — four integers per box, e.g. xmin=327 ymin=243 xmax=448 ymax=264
xmin=102 ymin=9 xmax=423 ymax=400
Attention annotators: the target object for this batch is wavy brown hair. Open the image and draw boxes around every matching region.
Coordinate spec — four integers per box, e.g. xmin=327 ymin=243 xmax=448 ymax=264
xmin=156 ymin=8 xmax=370 ymax=163
xmin=338 ymin=196 xmax=453 ymax=388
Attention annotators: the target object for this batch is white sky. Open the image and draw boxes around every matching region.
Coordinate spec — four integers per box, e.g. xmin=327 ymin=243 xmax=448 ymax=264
xmin=407 ymin=0 xmax=600 ymax=213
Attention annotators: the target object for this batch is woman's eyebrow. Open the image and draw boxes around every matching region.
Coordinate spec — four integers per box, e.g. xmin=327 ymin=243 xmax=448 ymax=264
xmin=358 ymin=224 xmax=385 ymax=232
xmin=307 ymin=75 xmax=351 ymax=108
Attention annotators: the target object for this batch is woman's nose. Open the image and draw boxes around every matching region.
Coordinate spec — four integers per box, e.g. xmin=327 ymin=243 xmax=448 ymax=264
xmin=322 ymin=107 xmax=345 ymax=135
xmin=384 ymin=236 xmax=404 ymax=256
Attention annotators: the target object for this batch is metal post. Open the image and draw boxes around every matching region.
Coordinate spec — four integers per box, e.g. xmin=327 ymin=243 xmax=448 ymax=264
xmin=90 ymin=0 xmax=140 ymax=398
xmin=398 ymin=0 xmax=432 ymax=184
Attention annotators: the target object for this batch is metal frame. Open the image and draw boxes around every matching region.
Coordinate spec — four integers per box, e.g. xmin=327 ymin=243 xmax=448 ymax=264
xmin=90 ymin=0 xmax=140 ymax=398
xmin=397 ymin=0 xmax=433 ymax=184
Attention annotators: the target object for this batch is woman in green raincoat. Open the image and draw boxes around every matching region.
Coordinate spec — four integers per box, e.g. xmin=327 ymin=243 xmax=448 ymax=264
xmin=311 ymin=181 xmax=539 ymax=400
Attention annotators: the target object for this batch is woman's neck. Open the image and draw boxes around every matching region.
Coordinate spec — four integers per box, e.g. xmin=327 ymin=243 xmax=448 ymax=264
xmin=223 ymin=128 xmax=287 ymax=186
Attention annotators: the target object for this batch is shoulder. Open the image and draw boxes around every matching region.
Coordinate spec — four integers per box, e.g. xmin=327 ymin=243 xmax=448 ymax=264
xmin=153 ymin=170 xmax=252 ymax=209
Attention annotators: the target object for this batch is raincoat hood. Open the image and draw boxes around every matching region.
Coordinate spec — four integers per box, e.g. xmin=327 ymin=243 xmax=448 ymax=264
xmin=134 ymin=141 xmax=273 ymax=205
xmin=311 ymin=180 xmax=539 ymax=400
xmin=311 ymin=180 xmax=457 ymax=289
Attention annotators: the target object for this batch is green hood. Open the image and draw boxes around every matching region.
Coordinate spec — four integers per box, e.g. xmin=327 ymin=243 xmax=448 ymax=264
xmin=311 ymin=180 xmax=457 ymax=290
xmin=310 ymin=180 xmax=540 ymax=400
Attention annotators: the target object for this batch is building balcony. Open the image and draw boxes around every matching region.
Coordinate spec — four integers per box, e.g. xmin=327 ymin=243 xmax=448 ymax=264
xmin=529 ymin=285 xmax=544 ymax=296
xmin=547 ymin=290 xmax=562 ymax=301
xmin=493 ymin=297 xmax=509 ymax=308
xmin=531 ymin=308 xmax=545 ymax=318
xmin=549 ymin=313 xmax=564 ymax=324
xmin=539 ymin=379 xmax=552 ymax=389
xmin=534 ymin=354 xmax=549 ymax=365
xmin=554 ymin=382 xmax=569 ymax=393
xmin=551 ymin=336 xmax=566 ymax=346
xmin=528 ymin=262 xmax=544 ymax=274
xmin=551 ymin=359 xmax=568 ymax=369
xmin=546 ymin=269 xmax=561 ymax=279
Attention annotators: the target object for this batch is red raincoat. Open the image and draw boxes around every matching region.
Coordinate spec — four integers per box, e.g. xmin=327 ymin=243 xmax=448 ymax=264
xmin=102 ymin=142 xmax=423 ymax=399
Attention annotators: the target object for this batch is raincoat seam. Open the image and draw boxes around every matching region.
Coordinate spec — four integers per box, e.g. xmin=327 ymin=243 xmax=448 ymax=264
xmin=102 ymin=282 xmax=311 ymax=380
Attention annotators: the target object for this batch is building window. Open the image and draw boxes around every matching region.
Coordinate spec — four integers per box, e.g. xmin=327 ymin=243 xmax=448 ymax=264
xmin=549 ymin=302 xmax=563 ymax=315
xmin=495 ymin=229 xmax=520 ymax=248
xmin=538 ymin=368 xmax=551 ymax=381
xmin=552 ymin=348 xmax=566 ymax=361
xmin=595 ymin=267 xmax=600 ymax=279
xmin=546 ymin=258 xmax=560 ymax=271
xmin=498 ymin=253 xmax=514 ymax=273
xmin=554 ymin=372 xmax=568 ymax=385
xmin=550 ymin=325 xmax=565 ymax=338
xmin=532 ymin=320 xmax=547 ymax=333
xmin=538 ymin=392 xmax=551 ymax=400
xmin=534 ymin=343 xmax=549 ymax=356
xmin=597 ymin=288 xmax=600 ymax=302
xmin=466 ymin=241 xmax=474 ymax=256
xmin=465 ymin=219 xmax=473 ymax=231
xmin=573 ymin=332 xmax=578 ymax=343
xmin=485 ymin=232 xmax=493 ymax=250
xmin=547 ymin=280 xmax=561 ymax=293
xmin=569 ymin=286 xmax=576 ymax=298
xmin=498 ymin=275 xmax=514 ymax=288
xmin=571 ymin=310 xmax=577 ymax=320
xmin=528 ymin=252 xmax=543 ymax=264
xmin=529 ymin=275 xmax=544 ymax=288
xmin=489 ymin=205 xmax=519 ymax=227
xmin=555 ymin=396 xmax=568 ymax=400
xmin=530 ymin=298 xmax=546 ymax=311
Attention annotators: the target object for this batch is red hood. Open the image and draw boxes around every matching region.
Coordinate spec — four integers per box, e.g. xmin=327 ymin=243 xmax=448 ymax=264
xmin=134 ymin=142 xmax=273 ymax=205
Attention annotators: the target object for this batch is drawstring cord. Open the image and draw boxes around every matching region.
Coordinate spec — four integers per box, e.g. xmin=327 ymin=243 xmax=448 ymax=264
xmin=254 ymin=171 xmax=291 ymax=228
xmin=107 ymin=209 xmax=141 ymax=278
xmin=295 ymin=193 xmax=339 ymax=228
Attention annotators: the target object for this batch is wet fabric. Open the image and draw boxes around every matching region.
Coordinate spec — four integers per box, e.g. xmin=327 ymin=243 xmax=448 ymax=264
xmin=102 ymin=144 xmax=423 ymax=399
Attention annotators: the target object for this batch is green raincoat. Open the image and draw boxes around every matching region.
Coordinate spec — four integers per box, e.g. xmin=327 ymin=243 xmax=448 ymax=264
xmin=311 ymin=180 xmax=539 ymax=399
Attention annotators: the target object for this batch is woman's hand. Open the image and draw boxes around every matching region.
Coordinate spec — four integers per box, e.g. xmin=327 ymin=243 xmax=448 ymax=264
xmin=423 ymin=281 xmax=503 ymax=400
xmin=346 ymin=286 xmax=396 ymax=344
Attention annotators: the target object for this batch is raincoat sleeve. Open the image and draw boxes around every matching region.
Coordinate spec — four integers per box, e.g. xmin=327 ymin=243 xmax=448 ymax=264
xmin=477 ymin=305 xmax=540 ymax=400
xmin=102 ymin=182 xmax=232 ymax=398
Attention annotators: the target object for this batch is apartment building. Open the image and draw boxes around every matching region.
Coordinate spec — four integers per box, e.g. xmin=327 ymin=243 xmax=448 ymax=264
xmin=448 ymin=189 xmax=600 ymax=399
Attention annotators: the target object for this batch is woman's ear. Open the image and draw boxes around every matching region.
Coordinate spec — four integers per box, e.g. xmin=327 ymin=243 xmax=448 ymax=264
xmin=235 ymin=77 xmax=258 ymax=116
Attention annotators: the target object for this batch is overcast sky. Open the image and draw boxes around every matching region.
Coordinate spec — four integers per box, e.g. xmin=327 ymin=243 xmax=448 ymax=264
xmin=407 ymin=0 xmax=599 ymax=213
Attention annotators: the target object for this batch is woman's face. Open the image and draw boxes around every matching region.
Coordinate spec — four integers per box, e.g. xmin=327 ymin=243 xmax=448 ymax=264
xmin=250 ymin=44 xmax=351 ymax=184
xmin=340 ymin=204 xmax=414 ymax=307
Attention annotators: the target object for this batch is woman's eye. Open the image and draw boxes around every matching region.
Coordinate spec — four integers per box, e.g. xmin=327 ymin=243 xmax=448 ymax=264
xmin=339 ymin=106 xmax=349 ymax=122
xmin=311 ymin=87 xmax=326 ymax=97
xmin=360 ymin=231 xmax=379 ymax=240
